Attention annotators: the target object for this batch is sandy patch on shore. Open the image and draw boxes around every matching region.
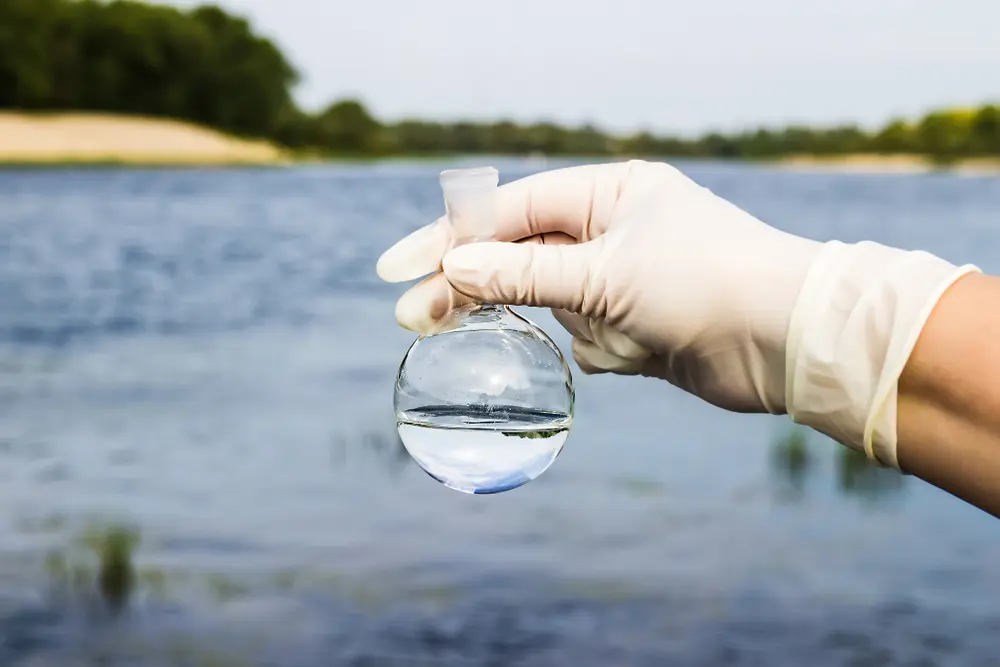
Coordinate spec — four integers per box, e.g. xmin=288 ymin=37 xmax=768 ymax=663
xmin=0 ymin=112 xmax=287 ymax=165
xmin=776 ymin=153 xmax=1000 ymax=176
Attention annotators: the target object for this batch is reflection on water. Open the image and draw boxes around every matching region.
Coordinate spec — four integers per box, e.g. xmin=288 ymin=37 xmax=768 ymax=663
xmin=770 ymin=427 xmax=908 ymax=507
xmin=770 ymin=427 xmax=813 ymax=501
xmin=837 ymin=446 xmax=908 ymax=505
xmin=44 ymin=522 xmax=147 ymax=613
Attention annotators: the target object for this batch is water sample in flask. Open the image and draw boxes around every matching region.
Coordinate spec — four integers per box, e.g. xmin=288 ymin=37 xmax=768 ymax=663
xmin=394 ymin=167 xmax=575 ymax=494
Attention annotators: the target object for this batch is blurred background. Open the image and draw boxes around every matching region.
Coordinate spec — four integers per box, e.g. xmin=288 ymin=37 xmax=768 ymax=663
xmin=0 ymin=1 xmax=999 ymax=665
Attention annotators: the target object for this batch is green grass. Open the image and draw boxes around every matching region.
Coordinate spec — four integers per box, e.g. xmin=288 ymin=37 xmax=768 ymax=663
xmin=501 ymin=428 xmax=566 ymax=439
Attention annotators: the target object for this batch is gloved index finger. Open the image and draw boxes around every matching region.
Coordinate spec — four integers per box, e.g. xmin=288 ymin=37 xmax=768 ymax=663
xmin=493 ymin=162 xmax=628 ymax=244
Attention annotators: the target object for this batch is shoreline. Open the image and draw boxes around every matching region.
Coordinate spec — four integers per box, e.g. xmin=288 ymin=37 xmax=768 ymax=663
xmin=6 ymin=153 xmax=999 ymax=174
xmin=768 ymin=153 xmax=1000 ymax=176
xmin=1 ymin=113 xmax=998 ymax=175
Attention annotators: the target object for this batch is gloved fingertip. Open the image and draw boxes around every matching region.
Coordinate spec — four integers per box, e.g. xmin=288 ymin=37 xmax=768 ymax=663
xmin=575 ymin=362 xmax=606 ymax=376
xmin=393 ymin=272 xmax=478 ymax=335
xmin=376 ymin=218 xmax=450 ymax=283
xmin=394 ymin=296 xmax=435 ymax=334
xmin=375 ymin=250 xmax=408 ymax=283
xmin=572 ymin=338 xmax=644 ymax=375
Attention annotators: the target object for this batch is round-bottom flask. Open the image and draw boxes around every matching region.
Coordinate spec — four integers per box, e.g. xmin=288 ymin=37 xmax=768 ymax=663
xmin=394 ymin=302 xmax=574 ymax=494
xmin=392 ymin=166 xmax=574 ymax=494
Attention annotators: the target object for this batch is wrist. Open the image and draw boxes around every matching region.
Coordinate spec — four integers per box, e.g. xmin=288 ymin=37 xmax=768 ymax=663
xmin=748 ymin=230 xmax=825 ymax=414
xmin=784 ymin=240 xmax=979 ymax=468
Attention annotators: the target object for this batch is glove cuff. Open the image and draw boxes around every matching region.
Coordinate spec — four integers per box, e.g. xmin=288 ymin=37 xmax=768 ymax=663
xmin=785 ymin=240 xmax=980 ymax=469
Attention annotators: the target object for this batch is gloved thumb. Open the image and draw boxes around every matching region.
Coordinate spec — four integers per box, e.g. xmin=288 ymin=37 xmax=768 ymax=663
xmin=442 ymin=241 xmax=596 ymax=313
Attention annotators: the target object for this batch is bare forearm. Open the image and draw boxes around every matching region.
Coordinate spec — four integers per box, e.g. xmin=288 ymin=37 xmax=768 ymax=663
xmin=897 ymin=272 xmax=1000 ymax=517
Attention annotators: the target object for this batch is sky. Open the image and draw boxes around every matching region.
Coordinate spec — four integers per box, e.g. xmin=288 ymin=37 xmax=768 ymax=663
xmin=167 ymin=0 xmax=1000 ymax=135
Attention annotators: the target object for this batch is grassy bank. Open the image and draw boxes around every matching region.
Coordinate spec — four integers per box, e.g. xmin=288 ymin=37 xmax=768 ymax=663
xmin=3 ymin=112 xmax=1000 ymax=174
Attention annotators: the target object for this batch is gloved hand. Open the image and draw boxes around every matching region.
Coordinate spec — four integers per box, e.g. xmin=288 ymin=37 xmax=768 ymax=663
xmin=377 ymin=160 xmax=977 ymax=469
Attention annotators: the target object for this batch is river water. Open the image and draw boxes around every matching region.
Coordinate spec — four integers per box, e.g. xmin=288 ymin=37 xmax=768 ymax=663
xmin=0 ymin=159 xmax=998 ymax=666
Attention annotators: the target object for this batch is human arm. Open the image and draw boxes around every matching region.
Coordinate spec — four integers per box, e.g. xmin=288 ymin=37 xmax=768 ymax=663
xmin=376 ymin=160 xmax=997 ymax=517
xmin=897 ymin=272 xmax=1000 ymax=518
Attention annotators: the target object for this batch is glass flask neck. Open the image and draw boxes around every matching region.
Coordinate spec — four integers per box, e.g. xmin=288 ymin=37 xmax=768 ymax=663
xmin=464 ymin=301 xmax=511 ymax=324
xmin=475 ymin=303 xmax=507 ymax=313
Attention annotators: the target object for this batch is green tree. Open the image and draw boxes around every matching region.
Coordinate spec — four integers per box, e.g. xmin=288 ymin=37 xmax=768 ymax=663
xmin=970 ymin=105 xmax=1000 ymax=156
xmin=872 ymin=119 xmax=915 ymax=153
xmin=387 ymin=120 xmax=449 ymax=154
xmin=188 ymin=4 xmax=298 ymax=135
xmin=272 ymin=104 xmax=321 ymax=149
xmin=916 ymin=111 xmax=971 ymax=164
xmin=314 ymin=99 xmax=382 ymax=153
xmin=0 ymin=0 xmax=298 ymax=139
xmin=566 ymin=124 xmax=612 ymax=155
xmin=485 ymin=121 xmax=521 ymax=153
xmin=0 ymin=0 xmax=60 ymax=107
xmin=698 ymin=133 xmax=741 ymax=158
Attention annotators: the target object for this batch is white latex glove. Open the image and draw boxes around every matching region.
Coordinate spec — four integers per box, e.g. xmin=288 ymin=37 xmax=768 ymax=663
xmin=376 ymin=160 xmax=978 ymax=468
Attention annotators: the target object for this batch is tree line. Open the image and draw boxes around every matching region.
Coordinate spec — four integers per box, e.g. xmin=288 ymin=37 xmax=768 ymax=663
xmin=2 ymin=0 xmax=998 ymax=163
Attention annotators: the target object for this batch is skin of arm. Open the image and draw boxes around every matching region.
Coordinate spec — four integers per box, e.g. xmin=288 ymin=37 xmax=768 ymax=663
xmin=897 ymin=272 xmax=1000 ymax=518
